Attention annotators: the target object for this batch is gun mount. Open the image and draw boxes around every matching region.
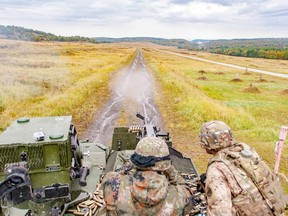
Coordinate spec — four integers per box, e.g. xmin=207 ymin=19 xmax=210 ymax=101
xmin=0 ymin=113 xmax=206 ymax=215
xmin=112 ymin=106 xmax=172 ymax=151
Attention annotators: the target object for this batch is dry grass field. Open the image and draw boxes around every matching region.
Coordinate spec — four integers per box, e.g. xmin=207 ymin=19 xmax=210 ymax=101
xmin=142 ymin=48 xmax=288 ymax=192
xmin=0 ymin=39 xmax=136 ymax=133
xmin=0 ymin=40 xmax=287 ymax=195
xmin=161 ymin=47 xmax=288 ymax=75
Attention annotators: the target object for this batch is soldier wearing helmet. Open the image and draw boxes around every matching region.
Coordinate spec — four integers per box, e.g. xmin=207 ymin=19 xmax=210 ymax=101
xmin=200 ymin=120 xmax=234 ymax=154
xmin=199 ymin=120 xmax=288 ymax=216
xmin=100 ymin=137 xmax=195 ymax=215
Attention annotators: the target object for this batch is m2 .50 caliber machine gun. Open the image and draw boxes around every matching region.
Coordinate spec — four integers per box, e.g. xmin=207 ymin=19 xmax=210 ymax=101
xmin=111 ymin=106 xmax=172 ymax=151
xmin=104 ymin=108 xmax=207 ymax=215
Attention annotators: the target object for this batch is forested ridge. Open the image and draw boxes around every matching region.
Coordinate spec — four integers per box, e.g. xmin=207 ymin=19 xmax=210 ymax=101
xmin=191 ymin=38 xmax=288 ymax=60
xmin=0 ymin=25 xmax=96 ymax=43
xmin=95 ymin=37 xmax=192 ymax=48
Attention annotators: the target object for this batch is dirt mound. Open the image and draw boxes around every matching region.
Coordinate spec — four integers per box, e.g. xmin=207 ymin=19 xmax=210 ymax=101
xmin=282 ymin=89 xmax=288 ymax=95
xmin=230 ymin=78 xmax=243 ymax=82
xmin=215 ymin=72 xmax=225 ymax=75
xmin=243 ymin=72 xmax=252 ymax=75
xmin=255 ymin=79 xmax=268 ymax=83
xmin=198 ymin=70 xmax=207 ymax=74
xmin=243 ymin=85 xmax=260 ymax=93
xmin=197 ymin=76 xmax=208 ymax=80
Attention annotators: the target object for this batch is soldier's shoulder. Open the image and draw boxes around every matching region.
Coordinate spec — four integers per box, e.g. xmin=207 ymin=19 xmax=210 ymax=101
xmin=208 ymin=160 xmax=227 ymax=170
xmin=207 ymin=161 xmax=235 ymax=181
xmin=101 ymin=171 xmax=130 ymax=190
xmin=102 ymin=171 xmax=119 ymax=183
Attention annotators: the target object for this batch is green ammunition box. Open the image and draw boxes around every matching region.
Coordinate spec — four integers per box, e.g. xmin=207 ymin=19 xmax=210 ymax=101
xmin=0 ymin=116 xmax=73 ymax=189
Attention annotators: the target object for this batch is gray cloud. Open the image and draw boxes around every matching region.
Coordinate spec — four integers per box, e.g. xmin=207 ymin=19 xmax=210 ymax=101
xmin=0 ymin=0 xmax=287 ymax=39
xmin=189 ymin=0 xmax=267 ymax=6
xmin=170 ymin=0 xmax=193 ymax=4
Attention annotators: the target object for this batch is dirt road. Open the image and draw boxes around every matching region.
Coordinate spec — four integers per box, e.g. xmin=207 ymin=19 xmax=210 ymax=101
xmin=83 ymin=50 xmax=165 ymax=145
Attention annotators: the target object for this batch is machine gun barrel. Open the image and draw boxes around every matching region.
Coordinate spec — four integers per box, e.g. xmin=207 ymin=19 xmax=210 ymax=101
xmin=136 ymin=105 xmax=158 ymax=137
xmin=111 ymin=105 xmax=172 ymax=150
xmin=136 ymin=104 xmax=172 ymax=146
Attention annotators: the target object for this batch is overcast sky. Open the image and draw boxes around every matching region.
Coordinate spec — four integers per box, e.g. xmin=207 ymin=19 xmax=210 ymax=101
xmin=0 ymin=0 xmax=287 ymax=40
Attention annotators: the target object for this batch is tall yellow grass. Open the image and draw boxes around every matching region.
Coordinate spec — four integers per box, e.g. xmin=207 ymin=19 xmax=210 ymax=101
xmin=0 ymin=40 xmax=136 ymax=133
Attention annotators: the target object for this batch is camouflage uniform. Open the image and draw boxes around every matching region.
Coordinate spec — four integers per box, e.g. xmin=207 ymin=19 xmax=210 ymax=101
xmin=101 ymin=137 xmax=195 ymax=215
xmin=200 ymin=120 xmax=288 ymax=216
xmin=205 ymin=144 xmax=277 ymax=216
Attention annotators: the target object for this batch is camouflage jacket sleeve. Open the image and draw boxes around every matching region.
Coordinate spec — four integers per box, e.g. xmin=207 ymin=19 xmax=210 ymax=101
xmin=205 ymin=162 xmax=242 ymax=216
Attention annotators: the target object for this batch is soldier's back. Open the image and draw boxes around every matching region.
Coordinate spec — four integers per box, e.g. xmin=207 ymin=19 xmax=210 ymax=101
xmin=102 ymin=169 xmax=193 ymax=215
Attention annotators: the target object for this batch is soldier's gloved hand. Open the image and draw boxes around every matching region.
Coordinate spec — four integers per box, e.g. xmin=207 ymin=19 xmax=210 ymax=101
xmin=164 ymin=165 xmax=178 ymax=185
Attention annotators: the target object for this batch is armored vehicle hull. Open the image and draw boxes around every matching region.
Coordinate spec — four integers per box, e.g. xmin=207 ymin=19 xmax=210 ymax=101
xmin=0 ymin=115 xmax=206 ymax=216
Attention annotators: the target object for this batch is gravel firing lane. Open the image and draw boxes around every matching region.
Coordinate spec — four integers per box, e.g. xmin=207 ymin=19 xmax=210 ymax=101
xmin=83 ymin=50 xmax=164 ymax=145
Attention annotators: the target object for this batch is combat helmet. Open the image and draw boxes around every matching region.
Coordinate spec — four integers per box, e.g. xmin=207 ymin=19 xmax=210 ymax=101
xmin=199 ymin=120 xmax=234 ymax=151
xmin=131 ymin=137 xmax=171 ymax=171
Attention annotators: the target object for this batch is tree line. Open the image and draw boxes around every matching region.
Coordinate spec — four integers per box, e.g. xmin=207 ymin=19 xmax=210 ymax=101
xmin=191 ymin=38 xmax=288 ymax=60
xmin=0 ymin=25 xmax=96 ymax=43
xmin=209 ymin=47 xmax=288 ymax=60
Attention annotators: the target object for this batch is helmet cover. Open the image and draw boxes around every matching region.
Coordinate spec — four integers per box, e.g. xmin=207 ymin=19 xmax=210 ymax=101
xmin=199 ymin=120 xmax=234 ymax=151
xmin=131 ymin=137 xmax=171 ymax=171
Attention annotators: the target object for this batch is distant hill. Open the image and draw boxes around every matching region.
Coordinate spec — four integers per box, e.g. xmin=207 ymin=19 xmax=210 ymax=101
xmin=0 ymin=25 xmax=96 ymax=43
xmin=1 ymin=25 xmax=288 ymax=59
xmin=94 ymin=37 xmax=193 ymax=49
xmin=0 ymin=25 xmax=192 ymax=48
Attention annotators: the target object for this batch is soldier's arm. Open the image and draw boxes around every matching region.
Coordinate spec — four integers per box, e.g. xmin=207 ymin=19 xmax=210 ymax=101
xmin=205 ymin=163 xmax=234 ymax=216
xmin=101 ymin=172 xmax=121 ymax=214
